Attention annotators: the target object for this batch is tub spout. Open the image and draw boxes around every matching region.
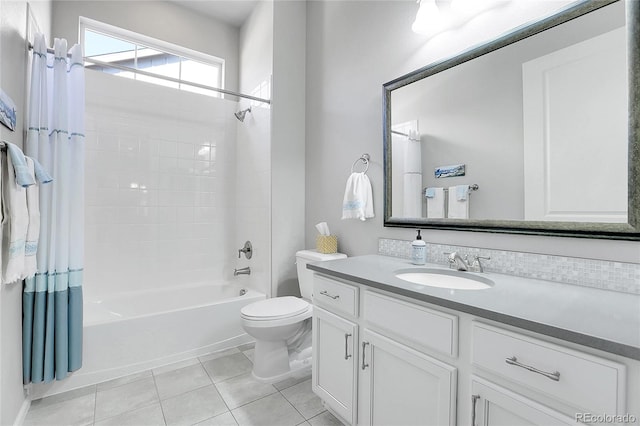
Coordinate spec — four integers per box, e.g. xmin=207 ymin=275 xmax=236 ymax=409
xmin=234 ymin=267 xmax=251 ymax=276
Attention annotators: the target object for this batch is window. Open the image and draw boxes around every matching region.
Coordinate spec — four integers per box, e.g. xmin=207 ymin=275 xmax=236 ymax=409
xmin=80 ymin=17 xmax=225 ymax=97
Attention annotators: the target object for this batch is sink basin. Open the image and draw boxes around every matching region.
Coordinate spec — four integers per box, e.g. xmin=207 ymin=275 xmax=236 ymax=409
xmin=394 ymin=268 xmax=494 ymax=290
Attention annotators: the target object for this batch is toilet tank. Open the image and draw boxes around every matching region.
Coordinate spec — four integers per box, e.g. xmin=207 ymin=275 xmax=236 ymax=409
xmin=296 ymin=250 xmax=347 ymax=300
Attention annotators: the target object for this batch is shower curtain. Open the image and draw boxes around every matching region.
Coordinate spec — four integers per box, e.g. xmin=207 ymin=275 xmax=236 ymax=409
xmin=22 ymin=33 xmax=85 ymax=383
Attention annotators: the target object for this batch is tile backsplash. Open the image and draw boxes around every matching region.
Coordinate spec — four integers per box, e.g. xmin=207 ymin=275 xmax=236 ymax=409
xmin=378 ymin=238 xmax=640 ymax=294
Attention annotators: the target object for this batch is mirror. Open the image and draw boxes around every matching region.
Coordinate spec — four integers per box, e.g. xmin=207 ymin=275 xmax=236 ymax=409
xmin=383 ymin=0 xmax=640 ymax=239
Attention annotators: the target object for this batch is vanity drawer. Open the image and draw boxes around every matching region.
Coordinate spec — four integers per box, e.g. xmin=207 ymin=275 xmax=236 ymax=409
xmin=313 ymin=275 xmax=359 ymax=317
xmin=472 ymin=322 xmax=626 ymax=415
xmin=363 ymin=291 xmax=458 ymax=357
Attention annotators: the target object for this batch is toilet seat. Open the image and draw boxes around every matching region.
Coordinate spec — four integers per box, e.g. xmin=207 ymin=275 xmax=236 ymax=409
xmin=241 ymin=297 xmax=312 ymax=328
xmin=241 ymin=296 xmax=309 ymax=320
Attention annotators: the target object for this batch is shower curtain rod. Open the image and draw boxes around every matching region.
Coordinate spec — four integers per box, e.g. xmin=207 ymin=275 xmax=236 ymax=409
xmin=28 ymin=44 xmax=271 ymax=105
xmin=28 ymin=43 xmax=73 ymax=58
xmin=83 ymin=57 xmax=271 ymax=105
xmin=391 ymin=129 xmax=420 ymax=142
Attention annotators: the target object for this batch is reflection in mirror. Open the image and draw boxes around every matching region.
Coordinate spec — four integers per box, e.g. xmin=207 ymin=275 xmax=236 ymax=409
xmin=384 ymin=0 xmax=640 ymax=239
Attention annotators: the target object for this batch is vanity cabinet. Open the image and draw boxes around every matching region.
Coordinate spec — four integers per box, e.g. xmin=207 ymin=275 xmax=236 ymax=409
xmin=312 ymin=307 xmax=358 ymax=425
xmin=359 ymin=329 xmax=457 ymax=426
xmin=311 ymin=271 xmax=637 ymax=426
xmin=471 ymin=377 xmax=576 ymax=426
xmin=312 ymin=275 xmax=458 ymax=426
xmin=471 ymin=322 xmax=626 ymax=417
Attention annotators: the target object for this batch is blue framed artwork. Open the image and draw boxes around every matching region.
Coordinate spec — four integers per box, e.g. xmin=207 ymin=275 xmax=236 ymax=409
xmin=435 ymin=164 xmax=465 ymax=178
xmin=0 ymin=89 xmax=17 ymax=131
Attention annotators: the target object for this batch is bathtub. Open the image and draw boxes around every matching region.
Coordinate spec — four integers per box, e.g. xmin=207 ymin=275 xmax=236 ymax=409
xmin=31 ymin=282 xmax=265 ymax=399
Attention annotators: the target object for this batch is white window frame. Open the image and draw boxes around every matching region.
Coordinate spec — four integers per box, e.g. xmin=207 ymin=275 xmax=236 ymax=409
xmin=79 ymin=16 xmax=226 ymax=93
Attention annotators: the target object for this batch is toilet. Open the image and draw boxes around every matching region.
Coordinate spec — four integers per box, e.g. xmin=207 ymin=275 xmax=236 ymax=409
xmin=241 ymin=250 xmax=347 ymax=383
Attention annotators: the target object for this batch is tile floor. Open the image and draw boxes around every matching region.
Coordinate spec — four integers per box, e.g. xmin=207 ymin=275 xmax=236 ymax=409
xmin=24 ymin=344 xmax=344 ymax=426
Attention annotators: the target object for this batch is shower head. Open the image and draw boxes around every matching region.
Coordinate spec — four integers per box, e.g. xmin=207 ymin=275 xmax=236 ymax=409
xmin=234 ymin=107 xmax=252 ymax=122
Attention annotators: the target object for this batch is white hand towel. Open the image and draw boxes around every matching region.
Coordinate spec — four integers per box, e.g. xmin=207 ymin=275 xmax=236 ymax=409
xmin=448 ymin=185 xmax=469 ymax=219
xmin=5 ymin=142 xmax=36 ymax=187
xmin=23 ymin=157 xmax=40 ymax=279
xmin=31 ymin=157 xmax=53 ymax=184
xmin=342 ymin=172 xmax=374 ymax=221
xmin=1 ymin=150 xmax=31 ymax=284
xmin=426 ymin=187 xmax=445 ymax=218
xmin=455 ymin=184 xmax=469 ymax=201
xmin=403 ymin=173 xmax=423 ymax=217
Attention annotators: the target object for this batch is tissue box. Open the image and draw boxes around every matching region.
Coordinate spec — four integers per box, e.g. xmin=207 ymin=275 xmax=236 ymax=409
xmin=316 ymin=235 xmax=338 ymax=254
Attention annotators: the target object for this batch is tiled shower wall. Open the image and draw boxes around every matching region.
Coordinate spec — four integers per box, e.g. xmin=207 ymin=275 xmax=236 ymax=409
xmin=379 ymin=238 xmax=640 ymax=294
xmin=233 ymin=102 xmax=271 ymax=296
xmin=84 ymin=71 xmax=240 ymax=299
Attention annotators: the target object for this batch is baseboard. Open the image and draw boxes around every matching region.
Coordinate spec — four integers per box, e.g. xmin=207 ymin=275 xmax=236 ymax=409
xmin=13 ymin=396 xmax=31 ymax=426
xmin=30 ymin=333 xmax=254 ymax=400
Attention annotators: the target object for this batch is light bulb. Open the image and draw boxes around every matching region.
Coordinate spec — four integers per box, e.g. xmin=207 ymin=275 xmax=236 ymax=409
xmin=412 ymin=0 xmax=444 ymax=35
xmin=451 ymin=0 xmax=505 ymax=17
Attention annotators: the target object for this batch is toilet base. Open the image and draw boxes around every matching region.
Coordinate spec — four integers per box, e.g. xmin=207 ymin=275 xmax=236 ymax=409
xmin=252 ymin=359 xmax=312 ymax=384
xmin=252 ymin=339 xmax=290 ymax=379
xmin=251 ymin=339 xmax=312 ymax=384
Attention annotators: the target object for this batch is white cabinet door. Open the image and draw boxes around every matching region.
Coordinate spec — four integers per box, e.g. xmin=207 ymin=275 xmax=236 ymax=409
xmin=471 ymin=377 xmax=578 ymax=426
xmin=312 ymin=307 xmax=358 ymax=425
xmin=359 ymin=329 xmax=457 ymax=426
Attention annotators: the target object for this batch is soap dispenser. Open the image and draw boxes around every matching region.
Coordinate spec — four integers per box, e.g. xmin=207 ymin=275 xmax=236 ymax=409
xmin=411 ymin=230 xmax=426 ymax=265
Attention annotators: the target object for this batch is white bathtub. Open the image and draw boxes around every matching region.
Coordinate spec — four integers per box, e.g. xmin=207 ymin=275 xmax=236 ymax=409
xmin=31 ymin=282 xmax=265 ymax=399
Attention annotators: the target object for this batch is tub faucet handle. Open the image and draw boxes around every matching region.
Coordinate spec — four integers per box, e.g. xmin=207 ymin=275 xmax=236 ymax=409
xmin=238 ymin=241 xmax=253 ymax=259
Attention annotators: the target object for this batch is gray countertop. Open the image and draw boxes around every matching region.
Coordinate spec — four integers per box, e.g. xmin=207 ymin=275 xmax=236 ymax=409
xmin=307 ymin=255 xmax=640 ymax=361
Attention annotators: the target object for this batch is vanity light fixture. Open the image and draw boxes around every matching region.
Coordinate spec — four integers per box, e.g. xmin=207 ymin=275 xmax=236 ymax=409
xmin=412 ymin=0 xmax=444 ymax=35
xmin=412 ymin=0 xmax=508 ymax=36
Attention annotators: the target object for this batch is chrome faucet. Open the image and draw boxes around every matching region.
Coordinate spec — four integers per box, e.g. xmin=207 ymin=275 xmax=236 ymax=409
xmin=469 ymin=255 xmax=491 ymax=273
xmin=445 ymin=252 xmax=470 ymax=271
xmin=234 ymin=267 xmax=251 ymax=276
xmin=445 ymin=252 xmax=491 ymax=272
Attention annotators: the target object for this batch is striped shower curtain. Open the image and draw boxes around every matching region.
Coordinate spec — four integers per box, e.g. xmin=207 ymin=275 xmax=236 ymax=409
xmin=22 ymin=33 xmax=85 ymax=383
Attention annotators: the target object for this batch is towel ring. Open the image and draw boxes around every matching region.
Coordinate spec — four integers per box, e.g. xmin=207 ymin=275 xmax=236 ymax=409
xmin=351 ymin=154 xmax=370 ymax=174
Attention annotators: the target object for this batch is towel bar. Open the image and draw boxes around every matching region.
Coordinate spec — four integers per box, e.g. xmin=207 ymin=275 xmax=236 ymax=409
xmin=426 ymin=184 xmax=479 ymax=193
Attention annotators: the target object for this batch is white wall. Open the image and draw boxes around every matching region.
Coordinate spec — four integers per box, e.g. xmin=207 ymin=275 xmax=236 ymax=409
xmin=52 ymin=0 xmax=240 ymax=94
xmin=0 ymin=1 xmax=52 ymax=423
xmin=271 ymin=0 xmax=307 ymax=297
xmin=305 ymin=0 xmax=640 ymax=264
xmin=235 ymin=1 xmax=274 ymax=296
xmin=237 ymin=0 xmax=307 ymax=298
xmin=239 ymin=0 xmax=273 ymax=97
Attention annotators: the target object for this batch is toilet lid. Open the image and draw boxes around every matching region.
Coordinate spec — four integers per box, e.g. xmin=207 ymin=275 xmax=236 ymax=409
xmin=241 ymin=297 xmax=310 ymax=320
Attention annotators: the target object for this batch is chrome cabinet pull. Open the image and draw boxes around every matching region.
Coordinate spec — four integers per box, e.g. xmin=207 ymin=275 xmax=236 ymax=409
xmin=319 ymin=290 xmax=339 ymax=300
xmin=505 ymin=356 xmax=560 ymax=382
xmin=471 ymin=394 xmax=480 ymax=426
xmin=361 ymin=341 xmax=370 ymax=370
xmin=344 ymin=333 xmax=352 ymax=360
